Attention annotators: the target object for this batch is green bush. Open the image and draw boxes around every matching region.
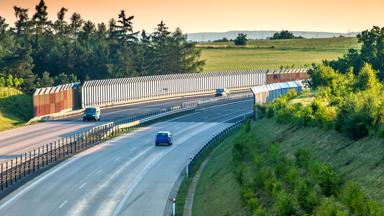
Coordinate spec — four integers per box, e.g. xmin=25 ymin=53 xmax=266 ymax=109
xmin=315 ymin=198 xmax=348 ymax=216
xmin=295 ymin=148 xmax=312 ymax=169
xmin=315 ymin=163 xmax=342 ymax=197
xmin=340 ymin=181 xmax=369 ymax=216
xmin=242 ymin=183 xmax=259 ymax=212
xmin=295 ymin=180 xmax=319 ymax=214
xmin=274 ymin=191 xmax=298 ymax=216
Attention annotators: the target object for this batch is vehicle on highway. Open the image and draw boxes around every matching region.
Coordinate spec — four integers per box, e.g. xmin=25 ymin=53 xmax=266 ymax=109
xmin=215 ymin=88 xmax=230 ymax=97
xmin=155 ymin=131 xmax=173 ymax=146
xmin=83 ymin=106 xmax=101 ymax=121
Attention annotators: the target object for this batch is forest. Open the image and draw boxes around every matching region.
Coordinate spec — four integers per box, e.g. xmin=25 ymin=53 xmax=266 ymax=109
xmin=0 ymin=0 xmax=204 ymax=93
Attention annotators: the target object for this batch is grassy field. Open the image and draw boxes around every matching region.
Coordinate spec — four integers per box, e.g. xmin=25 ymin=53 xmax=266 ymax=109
xmin=198 ymin=37 xmax=360 ymax=71
xmin=193 ymin=117 xmax=384 ymax=214
xmin=0 ymin=90 xmax=33 ymax=131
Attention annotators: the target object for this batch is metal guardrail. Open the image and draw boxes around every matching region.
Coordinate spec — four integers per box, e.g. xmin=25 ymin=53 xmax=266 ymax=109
xmin=164 ymin=112 xmax=254 ymax=216
xmin=0 ymin=93 xmax=252 ymax=198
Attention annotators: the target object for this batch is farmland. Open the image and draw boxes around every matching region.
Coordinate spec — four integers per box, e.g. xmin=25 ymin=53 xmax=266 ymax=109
xmin=198 ymin=37 xmax=360 ymax=71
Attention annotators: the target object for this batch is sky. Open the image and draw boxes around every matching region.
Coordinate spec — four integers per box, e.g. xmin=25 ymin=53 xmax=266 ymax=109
xmin=0 ymin=0 xmax=383 ymax=33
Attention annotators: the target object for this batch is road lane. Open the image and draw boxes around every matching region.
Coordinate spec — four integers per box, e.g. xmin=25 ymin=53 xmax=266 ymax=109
xmin=0 ymin=93 xmax=249 ymax=159
xmin=0 ymin=99 xmax=252 ymax=216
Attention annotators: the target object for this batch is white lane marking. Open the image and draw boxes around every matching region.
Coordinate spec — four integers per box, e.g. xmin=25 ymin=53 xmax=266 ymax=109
xmin=59 ymin=200 xmax=68 ymax=209
xmin=96 ymin=169 xmax=103 ymax=174
xmin=0 ymin=154 xmax=82 ymax=210
xmin=114 ymin=156 xmax=121 ymax=162
xmin=111 ymin=122 xmax=216 ymax=216
xmin=112 ymin=152 xmax=164 ymax=216
xmin=197 ymin=99 xmax=253 ymax=111
xmin=68 ymin=147 xmax=153 ymax=216
xmin=218 ymin=111 xmax=254 ymax=124
xmin=78 ymin=183 xmax=87 ymax=190
xmin=169 ymin=99 xmax=252 ymax=122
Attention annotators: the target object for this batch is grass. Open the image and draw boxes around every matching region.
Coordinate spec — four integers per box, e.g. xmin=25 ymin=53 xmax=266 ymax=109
xmin=191 ymin=134 xmax=248 ymax=216
xmin=193 ymin=117 xmax=384 ymax=214
xmin=0 ymin=92 xmax=33 ymax=131
xmin=289 ymin=90 xmax=316 ymax=106
xmin=198 ymin=37 xmax=360 ymax=72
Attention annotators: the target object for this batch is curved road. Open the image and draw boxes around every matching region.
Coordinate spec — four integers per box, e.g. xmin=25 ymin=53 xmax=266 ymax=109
xmin=0 ymin=99 xmax=252 ymax=216
xmin=0 ymin=94 xmax=245 ymax=160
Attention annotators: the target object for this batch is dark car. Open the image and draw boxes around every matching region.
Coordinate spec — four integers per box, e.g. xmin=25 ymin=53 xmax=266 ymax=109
xmin=155 ymin=131 xmax=173 ymax=146
xmin=83 ymin=107 xmax=101 ymax=121
xmin=215 ymin=88 xmax=230 ymax=97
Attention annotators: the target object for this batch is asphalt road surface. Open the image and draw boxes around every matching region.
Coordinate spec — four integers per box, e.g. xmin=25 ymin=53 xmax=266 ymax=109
xmin=0 ymin=93 xmax=247 ymax=160
xmin=0 ymin=99 xmax=253 ymax=216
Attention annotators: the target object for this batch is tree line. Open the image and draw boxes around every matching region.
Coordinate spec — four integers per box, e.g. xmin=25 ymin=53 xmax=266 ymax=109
xmin=258 ymin=26 xmax=384 ymax=140
xmin=0 ymin=0 xmax=205 ymax=93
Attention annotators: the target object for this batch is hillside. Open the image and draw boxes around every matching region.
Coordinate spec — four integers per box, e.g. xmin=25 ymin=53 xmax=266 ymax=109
xmin=199 ymin=37 xmax=360 ymax=71
xmin=0 ymin=88 xmax=33 ymax=131
xmin=192 ymin=117 xmax=384 ymax=215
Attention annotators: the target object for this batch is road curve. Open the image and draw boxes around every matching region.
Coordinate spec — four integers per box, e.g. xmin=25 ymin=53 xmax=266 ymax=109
xmin=0 ymin=99 xmax=252 ymax=216
xmin=0 ymin=94 xmax=242 ymax=160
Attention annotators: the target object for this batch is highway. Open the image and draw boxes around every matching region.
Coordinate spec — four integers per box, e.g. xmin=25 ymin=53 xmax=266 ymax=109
xmin=0 ymin=94 xmax=243 ymax=160
xmin=0 ymin=99 xmax=253 ymax=216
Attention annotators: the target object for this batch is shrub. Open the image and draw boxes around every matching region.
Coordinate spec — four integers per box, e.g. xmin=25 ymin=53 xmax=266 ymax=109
xmin=367 ymin=200 xmax=384 ymax=216
xmin=315 ymin=198 xmax=348 ymax=216
xmin=295 ymin=148 xmax=312 ymax=169
xmin=254 ymin=167 xmax=274 ymax=189
xmin=283 ymin=166 xmax=300 ymax=189
xmin=252 ymin=208 xmax=268 ymax=216
xmin=295 ymin=180 xmax=319 ymax=214
xmin=242 ymin=183 xmax=259 ymax=211
xmin=274 ymin=191 xmax=298 ymax=216
xmin=340 ymin=181 xmax=368 ymax=216
xmin=315 ymin=164 xmax=342 ymax=197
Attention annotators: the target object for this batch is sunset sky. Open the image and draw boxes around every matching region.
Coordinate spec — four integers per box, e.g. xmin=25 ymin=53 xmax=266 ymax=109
xmin=0 ymin=0 xmax=383 ymax=33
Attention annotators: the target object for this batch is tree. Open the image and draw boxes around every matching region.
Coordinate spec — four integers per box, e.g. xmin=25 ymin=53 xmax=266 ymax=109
xmin=54 ymin=7 xmax=68 ymax=35
xmin=79 ymin=20 xmax=96 ymax=41
xmin=271 ymin=30 xmax=300 ymax=40
xmin=111 ymin=10 xmax=139 ymax=43
xmin=327 ymin=26 xmax=384 ymax=79
xmin=32 ymin=0 xmax=50 ymax=35
xmin=14 ymin=77 xmax=24 ymax=89
xmin=69 ymin=13 xmax=83 ymax=37
xmin=355 ymin=63 xmax=380 ymax=91
xmin=13 ymin=6 xmax=30 ymax=35
xmin=39 ymin=71 xmax=53 ymax=87
xmin=0 ymin=77 xmax=5 ymax=87
xmin=6 ymin=74 xmax=13 ymax=87
xmin=0 ymin=16 xmax=8 ymax=34
xmin=234 ymin=33 xmax=248 ymax=45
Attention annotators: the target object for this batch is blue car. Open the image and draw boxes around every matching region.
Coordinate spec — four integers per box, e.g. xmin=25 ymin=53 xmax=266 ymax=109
xmin=155 ymin=131 xmax=173 ymax=146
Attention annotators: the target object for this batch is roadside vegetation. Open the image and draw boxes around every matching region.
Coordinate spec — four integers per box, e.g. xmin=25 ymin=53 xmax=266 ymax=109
xmin=0 ymin=87 xmax=32 ymax=131
xmin=193 ymin=26 xmax=384 ymax=215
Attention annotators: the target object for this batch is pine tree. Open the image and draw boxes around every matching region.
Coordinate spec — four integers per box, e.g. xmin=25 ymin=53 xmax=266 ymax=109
xmin=32 ymin=0 xmax=50 ymax=35
xmin=13 ymin=7 xmax=30 ymax=35
xmin=54 ymin=7 xmax=68 ymax=35
xmin=69 ymin=13 xmax=83 ymax=38
xmin=111 ymin=10 xmax=139 ymax=43
xmin=0 ymin=17 xmax=8 ymax=34
xmin=40 ymin=71 xmax=54 ymax=87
